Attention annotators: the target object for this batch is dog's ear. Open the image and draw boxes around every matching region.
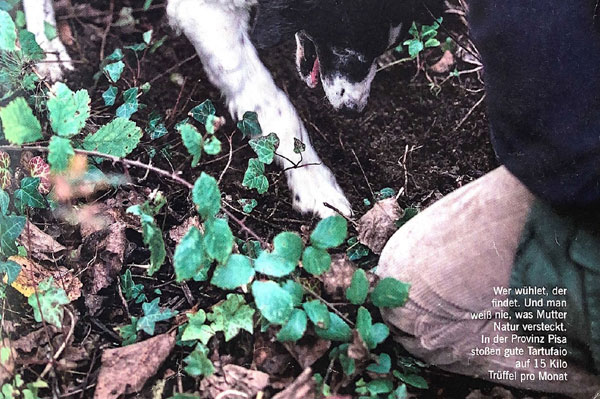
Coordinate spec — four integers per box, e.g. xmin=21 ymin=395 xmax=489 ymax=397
xmin=250 ymin=0 xmax=317 ymax=49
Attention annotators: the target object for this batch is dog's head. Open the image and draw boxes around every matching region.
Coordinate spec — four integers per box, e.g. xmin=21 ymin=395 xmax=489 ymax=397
xmin=294 ymin=1 xmax=409 ymax=113
xmin=252 ymin=0 xmax=439 ymax=113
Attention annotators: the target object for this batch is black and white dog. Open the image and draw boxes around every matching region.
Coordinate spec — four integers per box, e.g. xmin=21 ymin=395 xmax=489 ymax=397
xmin=27 ymin=0 xmax=440 ymax=217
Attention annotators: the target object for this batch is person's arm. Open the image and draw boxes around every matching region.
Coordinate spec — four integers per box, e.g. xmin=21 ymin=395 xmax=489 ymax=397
xmin=468 ymin=0 xmax=600 ymax=208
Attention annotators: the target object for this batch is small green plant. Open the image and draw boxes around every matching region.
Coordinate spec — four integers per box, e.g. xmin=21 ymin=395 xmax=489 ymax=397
xmin=401 ymin=17 xmax=443 ymax=59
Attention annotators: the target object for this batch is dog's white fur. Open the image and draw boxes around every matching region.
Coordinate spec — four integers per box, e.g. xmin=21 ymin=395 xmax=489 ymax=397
xmin=167 ymin=0 xmax=352 ymax=217
xmin=22 ymin=0 xmax=73 ymax=81
xmin=25 ymin=0 xmax=352 ymax=217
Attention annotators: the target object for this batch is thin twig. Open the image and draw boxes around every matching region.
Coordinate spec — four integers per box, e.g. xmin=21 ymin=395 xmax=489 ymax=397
xmin=40 ymin=308 xmax=76 ymax=378
xmin=0 ymin=145 xmax=267 ymax=246
xmin=455 ymin=93 xmax=486 ymax=131
xmin=351 ymin=149 xmax=374 ymax=199
xmin=297 ymin=279 xmax=354 ymax=327
xmin=377 ymin=56 xmax=412 ymax=72
xmin=98 ymin=0 xmax=114 ymax=62
xmin=148 ymin=54 xmax=198 ymax=85
xmin=218 ymin=132 xmax=235 ymax=184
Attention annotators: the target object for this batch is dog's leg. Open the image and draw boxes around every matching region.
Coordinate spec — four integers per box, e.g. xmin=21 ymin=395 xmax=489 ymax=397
xmin=167 ymin=0 xmax=352 ymax=217
xmin=22 ymin=0 xmax=73 ymax=81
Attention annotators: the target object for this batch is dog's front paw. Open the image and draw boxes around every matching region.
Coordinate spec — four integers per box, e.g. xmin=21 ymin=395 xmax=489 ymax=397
xmin=35 ymin=38 xmax=73 ymax=82
xmin=287 ymin=164 xmax=352 ymax=218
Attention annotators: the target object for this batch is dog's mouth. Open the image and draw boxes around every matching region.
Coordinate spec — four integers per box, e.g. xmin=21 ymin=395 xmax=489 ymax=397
xmin=295 ymin=31 xmax=320 ymax=88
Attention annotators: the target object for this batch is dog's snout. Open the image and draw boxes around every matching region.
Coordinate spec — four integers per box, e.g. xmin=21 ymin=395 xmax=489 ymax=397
xmin=338 ymin=104 xmax=363 ymax=118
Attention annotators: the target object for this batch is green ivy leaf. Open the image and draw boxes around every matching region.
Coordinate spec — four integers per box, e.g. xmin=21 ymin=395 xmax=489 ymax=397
xmin=116 ymin=317 xmax=138 ymax=345
xmin=106 ymin=48 xmax=123 ymax=61
xmin=143 ymin=29 xmax=153 ymax=44
xmin=189 ymin=100 xmax=215 ymax=124
xmin=211 ymin=254 xmax=254 ymax=289
xmin=184 ymin=343 xmax=214 ymax=377
xmin=310 ymin=215 xmax=347 ymax=249
xmin=302 ymin=246 xmax=331 ymax=276
xmin=393 ymin=370 xmax=428 ymax=389
xmin=47 ymin=83 xmax=91 ymax=137
xmin=242 ymin=158 xmax=268 ymax=194
xmin=276 ymin=309 xmax=307 ymax=342
xmin=252 ymin=280 xmax=293 ymax=325
xmin=293 ymin=138 xmax=306 ymax=154
xmin=302 ymin=300 xmax=330 ymax=329
xmin=356 ymin=306 xmax=389 ymax=350
xmin=236 ymin=111 xmax=261 ymax=138
xmin=137 ymin=298 xmax=178 ymax=335
xmin=281 ymin=280 xmax=304 ymax=307
xmin=254 ymin=232 xmax=303 ymax=277
xmin=192 ymin=172 xmax=221 ymax=220
xmin=314 ymin=312 xmax=352 ymax=342
xmin=366 ymin=353 xmax=391 ymax=374
xmin=147 ymin=111 xmax=167 ymax=139
xmin=0 ymin=260 xmax=20 ymax=284
xmin=0 ymin=11 xmax=16 ymax=51
xmin=173 ymin=227 xmax=210 ymax=282
xmin=43 ymin=21 xmax=57 ymax=40
xmin=103 ymin=61 xmax=125 ymax=82
xmin=115 ymin=87 xmax=139 ymax=119
xmin=346 ymin=269 xmax=369 ymax=305
xmin=371 ymin=277 xmax=410 ymax=308
xmin=181 ymin=310 xmax=215 ymax=345
xmin=127 ymin=204 xmax=166 ymax=276
xmin=203 ymin=135 xmax=221 ymax=155
xmin=178 ymin=123 xmax=203 ymax=167
xmin=238 ymin=198 xmax=257 ymax=214
xmin=0 ymin=189 xmax=9 ymax=215
xmin=249 ymin=132 xmax=279 ymax=165
xmin=121 ymin=269 xmax=146 ymax=303
xmin=366 ymin=379 xmax=394 ymax=395
xmin=0 ymin=214 xmax=26 ymax=256
xmin=0 ymin=97 xmax=42 ymax=144
xmin=28 ymin=278 xmax=69 ymax=328
xmin=18 ymin=30 xmax=43 ymax=60
xmin=207 ymin=293 xmax=255 ymax=341
xmin=83 ymin=117 xmax=142 ymax=158
xmin=48 ymin=136 xmax=74 ymax=172
xmin=14 ymin=177 xmax=45 ymax=211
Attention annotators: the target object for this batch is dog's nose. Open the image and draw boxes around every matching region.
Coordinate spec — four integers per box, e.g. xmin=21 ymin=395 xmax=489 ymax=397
xmin=338 ymin=104 xmax=364 ymax=118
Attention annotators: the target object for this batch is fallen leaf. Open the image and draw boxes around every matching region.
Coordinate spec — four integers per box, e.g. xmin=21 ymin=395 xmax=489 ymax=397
xmin=282 ymin=333 xmax=330 ymax=369
xmin=58 ymin=20 xmax=74 ymax=46
xmin=319 ymin=254 xmax=376 ymax=300
xmin=0 ymin=339 xmax=15 ymax=384
xmin=357 ymin=198 xmax=401 ymax=254
xmin=430 ymin=50 xmax=455 ymax=74
xmin=168 ymin=216 xmax=201 ymax=243
xmin=9 ymin=256 xmax=81 ymax=300
xmin=18 ymin=221 xmax=66 ymax=261
xmin=272 ymin=368 xmax=316 ymax=399
xmin=94 ymin=332 xmax=176 ymax=399
xmin=200 ymin=364 xmax=269 ymax=399
xmin=253 ymin=332 xmax=293 ymax=376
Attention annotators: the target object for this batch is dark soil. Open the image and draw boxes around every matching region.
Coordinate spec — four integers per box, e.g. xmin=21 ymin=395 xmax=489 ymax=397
xmin=8 ymin=0 xmax=571 ymax=398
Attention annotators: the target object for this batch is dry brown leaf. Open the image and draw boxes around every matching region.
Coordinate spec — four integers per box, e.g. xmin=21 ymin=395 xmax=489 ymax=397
xmin=283 ymin=333 xmax=330 ymax=369
xmin=253 ymin=332 xmax=293 ymax=376
xmin=9 ymin=256 xmax=81 ymax=300
xmin=0 ymin=339 xmax=15 ymax=384
xmin=18 ymin=221 xmax=66 ymax=261
xmin=319 ymin=254 xmax=376 ymax=300
xmin=430 ymin=50 xmax=455 ymax=74
xmin=199 ymin=364 xmax=269 ymax=399
xmin=357 ymin=198 xmax=401 ymax=254
xmin=272 ymin=368 xmax=316 ymax=399
xmin=93 ymin=332 xmax=176 ymax=399
xmin=168 ymin=216 xmax=201 ymax=243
